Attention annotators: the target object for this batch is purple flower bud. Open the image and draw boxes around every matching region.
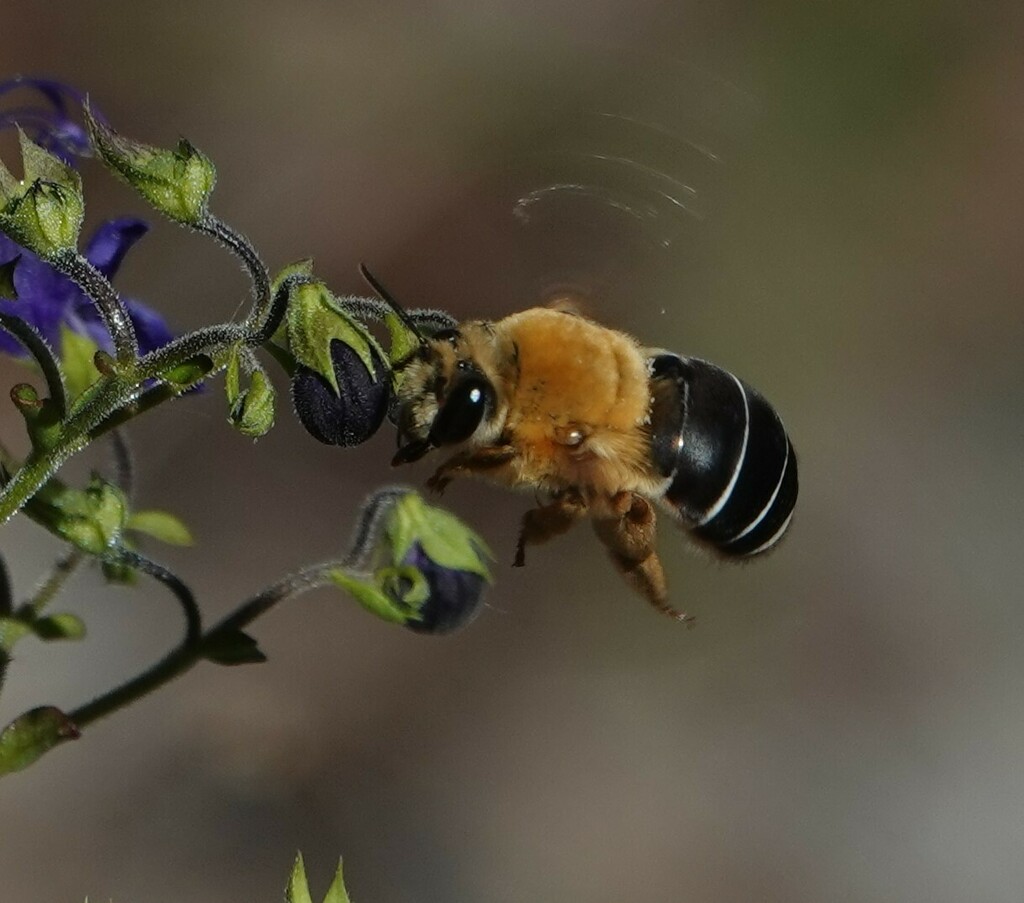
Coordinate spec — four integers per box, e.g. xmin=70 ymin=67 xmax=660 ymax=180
xmin=397 ymin=542 xmax=486 ymax=634
xmin=291 ymin=339 xmax=391 ymax=446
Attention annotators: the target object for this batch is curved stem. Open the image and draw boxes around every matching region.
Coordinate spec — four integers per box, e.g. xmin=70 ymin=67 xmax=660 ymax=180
xmin=106 ymin=548 xmax=201 ymax=646
xmin=49 ymin=249 xmax=138 ymax=364
xmin=196 ymin=214 xmax=270 ymax=333
xmin=0 ymin=313 xmax=67 ymax=416
xmin=67 ymin=559 xmax=347 ymax=731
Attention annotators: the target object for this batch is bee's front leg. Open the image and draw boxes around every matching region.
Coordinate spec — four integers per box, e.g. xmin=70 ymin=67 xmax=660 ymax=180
xmin=426 ymin=444 xmax=518 ymax=494
xmin=592 ymin=492 xmax=693 ymax=623
xmin=513 ymin=489 xmax=587 ymax=567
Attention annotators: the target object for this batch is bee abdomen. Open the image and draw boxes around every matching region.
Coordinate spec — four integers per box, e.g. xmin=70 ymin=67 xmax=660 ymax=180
xmin=649 ymin=354 xmax=798 ymax=556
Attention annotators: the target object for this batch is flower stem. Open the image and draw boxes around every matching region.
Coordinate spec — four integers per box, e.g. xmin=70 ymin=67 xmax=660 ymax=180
xmin=49 ymin=249 xmax=138 ymax=364
xmin=67 ymin=561 xmax=346 ymax=730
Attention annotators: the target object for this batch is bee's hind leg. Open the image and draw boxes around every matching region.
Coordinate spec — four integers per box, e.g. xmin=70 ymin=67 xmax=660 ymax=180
xmin=592 ymin=492 xmax=693 ymax=623
xmin=514 ymin=489 xmax=587 ymax=567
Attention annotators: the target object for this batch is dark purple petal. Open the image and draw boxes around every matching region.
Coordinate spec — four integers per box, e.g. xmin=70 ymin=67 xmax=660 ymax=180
xmin=0 ymin=78 xmax=95 ymax=163
xmin=399 ymin=543 xmax=486 ymax=634
xmin=291 ymin=340 xmax=390 ymax=446
xmin=125 ymin=298 xmax=174 ymax=353
xmin=0 ymin=219 xmax=172 ymax=359
xmin=0 ymin=293 xmax=65 ymax=354
xmin=83 ymin=218 xmax=149 ymax=279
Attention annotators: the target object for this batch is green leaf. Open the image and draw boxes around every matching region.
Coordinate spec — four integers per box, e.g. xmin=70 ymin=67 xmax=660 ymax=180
xmin=0 ymin=131 xmax=84 ymax=256
xmin=287 ymin=853 xmax=314 ymax=903
xmin=86 ymin=107 xmax=216 ymax=226
xmin=127 ymin=510 xmax=194 ymax=546
xmin=322 ymin=859 xmax=352 ymax=903
xmin=286 ymin=280 xmax=381 ymax=394
xmin=0 ymin=254 xmax=19 ymax=299
xmin=32 ymin=612 xmax=86 ymax=641
xmin=328 ymin=568 xmax=410 ymax=624
xmin=202 ymin=628 xmax=267 ymax=666
xmin=0 ymin=616 xmax=32 ymax=650
xmin=0 ymin=706 xmax=79 ymax=776
xmin=60 ymin=326 xmax=102 ymax=401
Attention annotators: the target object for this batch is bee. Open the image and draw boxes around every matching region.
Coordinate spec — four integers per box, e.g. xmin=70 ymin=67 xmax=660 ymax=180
xmin=361 ymin=266 xmax=798 ymax=620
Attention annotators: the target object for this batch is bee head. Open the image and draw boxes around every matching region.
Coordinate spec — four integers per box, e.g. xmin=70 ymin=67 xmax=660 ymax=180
xmin=357 ymin=266 xmax=499 ymax=467
xmin=392 ymin=335 xmax=497 ymax=465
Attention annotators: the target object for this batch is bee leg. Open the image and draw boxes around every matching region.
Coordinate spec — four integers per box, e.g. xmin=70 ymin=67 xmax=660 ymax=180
xmin=514 ymin=490 xmax=587 ymax=567
xmin=426 ymin=445 xmax=517 ymax=494
xmin=592 ymin=493 xmax=693 ymax=624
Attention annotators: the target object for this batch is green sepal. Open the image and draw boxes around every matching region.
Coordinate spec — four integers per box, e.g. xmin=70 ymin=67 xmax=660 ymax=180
xmin=286 ymin=854 xmax=351 ymax=903
xmin=377 ymin=564 xmax=430 ymax=608
xmin=126 ymin=510 xmax=194 ymax=546
xmin=25 ymin=475 xmax=127 ymax=555
xmin=162 ymin=354 xmax=214 ymax=389
xmin=86 ymin=106 xmax=216 ymax=226
xmin=226 ymin=358 xmax=276 ymax=438
xmin=224 ymin=344 xmax=242 ymax=404
xmin=203 ymin=628 xmax=267 ymax=666
xmin=386 ymin=493 xmax=493 ymax=580
xmin=322 ymin=859 xmax=353 ymax=903
xmin=0 ymin=254 xmax=19 ymax=299
xmin=285 ymin=280 xmax=381 ymax=394
xmin=31 ymin=612 xmax=86 ymax=641
xmin=101 ymin=555 xmax=137 ymax=585
xmin=0 ymin=131 xmax=84 ymax=256
xmin=60 ymin=326 xmax=102 ymax=401
xmin=268 ymin=259 xmax=315 ymax=348
xmin=384 ymin=308 xmax=421 ymax=368
xmin=10 ymin=383 xmax=63 ymax=451
xmin=286 ymin=853 xmax=314 ymax=903
xmin=271 ymin=259 xmax=315 ymax=298
xmin=0 ymin=705 xmax=79 ymax=776
xmin=328 ymin=568 xmax=411 ymax=625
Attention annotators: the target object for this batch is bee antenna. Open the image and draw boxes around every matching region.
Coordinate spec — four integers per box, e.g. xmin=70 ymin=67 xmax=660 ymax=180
xmin=359 ymin=263 xmax=428 ymax=347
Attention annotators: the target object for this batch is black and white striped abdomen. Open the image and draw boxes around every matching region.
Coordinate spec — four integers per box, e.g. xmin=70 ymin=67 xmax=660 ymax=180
xmin=648 ymin=353 xmax=798 ymax=557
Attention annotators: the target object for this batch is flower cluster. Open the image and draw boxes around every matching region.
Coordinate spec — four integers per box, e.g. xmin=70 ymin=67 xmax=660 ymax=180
xmin=0 ymin=78 xmax=493 ymax=775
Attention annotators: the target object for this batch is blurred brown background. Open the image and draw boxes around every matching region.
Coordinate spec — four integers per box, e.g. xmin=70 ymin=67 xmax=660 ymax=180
xmin=3 ymin=2 xmax=1024 ymax=901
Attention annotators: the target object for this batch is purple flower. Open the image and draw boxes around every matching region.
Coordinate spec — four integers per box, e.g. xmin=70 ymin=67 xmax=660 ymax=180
xmin=0 ymin=78 xmax=173 ymax=358
xmin=396 ymin=542 xmax=487 ymax=634
xmin=0 ymin=218 xmax=173 ymax=358
xmin=0 ymin=77 xmax=94 ymax=164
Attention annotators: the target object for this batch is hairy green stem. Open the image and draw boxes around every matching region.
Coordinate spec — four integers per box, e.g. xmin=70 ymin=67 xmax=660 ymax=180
xmin=197 ymin=214 xmax=271 ymax=331
xmin=49 ymin=249 xmax=138 ymax=364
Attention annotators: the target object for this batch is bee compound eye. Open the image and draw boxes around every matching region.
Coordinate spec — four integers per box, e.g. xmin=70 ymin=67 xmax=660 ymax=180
xmin=429 ymin=375 xmax=493 ymax=446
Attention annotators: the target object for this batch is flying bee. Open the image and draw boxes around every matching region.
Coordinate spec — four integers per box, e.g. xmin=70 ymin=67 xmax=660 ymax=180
xmin=361 ymin=266 xmax=798 ymax=620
